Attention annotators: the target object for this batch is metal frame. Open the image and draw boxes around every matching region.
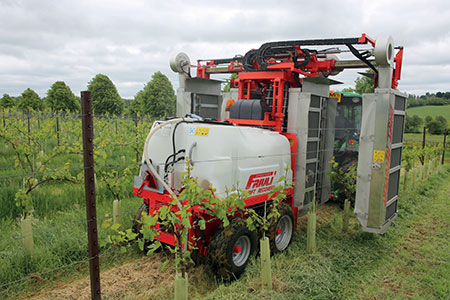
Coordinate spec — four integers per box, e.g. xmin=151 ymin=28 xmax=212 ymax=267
xmin=355 ymin=88 xmax=407 ymax=233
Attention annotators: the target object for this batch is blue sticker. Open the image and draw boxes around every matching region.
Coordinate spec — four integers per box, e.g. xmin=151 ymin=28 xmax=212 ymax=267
xmin=189 ymin=127 xmax=196 ymax=135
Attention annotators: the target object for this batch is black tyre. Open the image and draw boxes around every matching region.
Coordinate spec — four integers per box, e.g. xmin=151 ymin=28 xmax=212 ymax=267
xmin=268 ymin=202 xmax=295 ymax=254
xmin=208 ymin=218 xmax=257 ymax=280
xmin=132 ymin=203 xmax=149 ymax=237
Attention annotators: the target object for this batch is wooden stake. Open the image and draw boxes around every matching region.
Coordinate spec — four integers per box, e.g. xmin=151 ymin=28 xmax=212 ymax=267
xmin=442 ymin=130 xmax=447 ymax=165
xmin=81 ymin=91 xmax=102 ymax=300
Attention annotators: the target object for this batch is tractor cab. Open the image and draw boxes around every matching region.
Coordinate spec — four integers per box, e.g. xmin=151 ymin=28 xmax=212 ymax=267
xmin=330 ymin=91 xmax=363 ymax=168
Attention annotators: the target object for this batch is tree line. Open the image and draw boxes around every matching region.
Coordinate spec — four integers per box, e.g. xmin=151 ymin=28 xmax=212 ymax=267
xmin=342 ymin=70 xmax=450 ymax=108
xmin=405 ymin=114 xmax=447 ymax=135
xmin=0 ymin=71 xmax=176 ymax=119
xmin=342 ymin=70 xmax=449 ymax=135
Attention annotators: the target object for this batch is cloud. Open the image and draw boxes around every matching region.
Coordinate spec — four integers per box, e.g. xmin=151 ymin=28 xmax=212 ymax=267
xmin=0 ymin=0 xmax=449 ymax=98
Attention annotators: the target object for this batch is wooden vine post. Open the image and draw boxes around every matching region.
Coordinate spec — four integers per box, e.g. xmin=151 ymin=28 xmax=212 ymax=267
xmin=81 ymin=91 xmax=102 ymax=300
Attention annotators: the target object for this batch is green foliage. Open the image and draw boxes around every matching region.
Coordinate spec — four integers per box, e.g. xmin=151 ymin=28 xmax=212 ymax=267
xmin=88 ymin=74 xmax=124 ymax=115
xmin=17 ymin=88 xmax=43 ymax=112
xmin=0 ymin=113 xmax=82 ymax=218
xmin=402 ymin=144 xmax=442 ymax=169
xmin=103 ymin=160 xmax=240 ymax=278
xmin=436 ymin=115 xmax=447 ymax=126
xmin=95 ymin=137 xmax=134 ymax=202
xmin=127 ymin=99 xmax=141 ymax=116
xmin=0 ymin=110 xmax=153 ymax=295
xmin=408 ymin=96 xmax=450 ymax=108
xmin=405 ymin=114 xmax=422 ymax=133
xmin=46 ymin=81 xmax=80 ymax=112
xmin=423 ymin=114 xmax=448 ymax=134
xmin=427 ymin=120 xmax=446 ymax=134
xmin=402 ymin=146 xmax=416 ymax=172
xmin=223 ymin=73 xmax=238 ymax=92
xmin=133 ymin=71 xmax=176 ymax=118
xmin=329 ymin=158 xmax=357 ymax=204
xmin=0 ymin=94 xmax=15 ymax=109
xmin=354 ymin=70 xmax=374 ymax=94
xmin=245 ymin=166 xmax=292 ymax=236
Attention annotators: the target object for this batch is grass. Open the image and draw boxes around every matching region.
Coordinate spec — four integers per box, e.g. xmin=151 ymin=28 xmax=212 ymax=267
xmin=407 ymin=105 xmax=450 ymax=123
xmin=0 ymin=195 xmax=143 ymax=299
xmin=1 ymin=112 xmax=448 ymax=299
xmin=404 ymin=132 xmax=446 ymax=144
xmin=198 ymin=166 xmax=450 ymax=300
xmin=0 ymin=113 xmax=147 ymax=297
xmin=21 ymin=165 xmax=450 ymax=300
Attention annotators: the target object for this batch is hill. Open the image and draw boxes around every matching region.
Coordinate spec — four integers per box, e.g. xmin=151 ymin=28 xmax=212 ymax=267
xmin=407 ymin=105 xmax=450 ymax=123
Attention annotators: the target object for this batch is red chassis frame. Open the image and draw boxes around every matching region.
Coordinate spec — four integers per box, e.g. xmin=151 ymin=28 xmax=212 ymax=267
xmin=133 ymin=184 xmax=296 ymax=256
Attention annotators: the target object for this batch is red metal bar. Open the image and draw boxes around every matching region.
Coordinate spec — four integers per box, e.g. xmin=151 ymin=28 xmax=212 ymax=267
xmin=392 ymin=47 xmax=403 ymax=89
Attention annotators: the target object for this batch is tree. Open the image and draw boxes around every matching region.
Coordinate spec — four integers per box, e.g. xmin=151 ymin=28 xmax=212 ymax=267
xmin=46 ymin=81 xmax=80 ymax=112
xmin=127 ymin=97 xmax=141 ymax=116
xmin=0 ymin=93 xmax=15 ymax=109
xmin=135 ymin=71 xmax=176 ymax=118
xmin=341 ymin=87 xmax=355 ymax=92
xmin=425 ymin=115 xmax=433 ymax=126
xmin=405 ymin=114 xmax=423 ymax=133
xmin=223 ymin=73 xmax=238 ymax=92
xmin=427 ymin=120 xmax=445 ymax=135
xmin=87 ymin=74 xmax=124 ymax=115
xmin=412 ymin=115 xmax=423 ymax=132
xmin=354 ymin=70 xmax=375 ymax=94
xmin=435 ymin=115 xmax=448 ymax=129
xmin=0 ymin=116 xmax=81 ymax=218
xmin=18 ymin=88 xmax=43 ymax=112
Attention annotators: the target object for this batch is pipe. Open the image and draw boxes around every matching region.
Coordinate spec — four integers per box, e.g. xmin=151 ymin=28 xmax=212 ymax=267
xmin=143 ymin=117 xmax=195 ymax=208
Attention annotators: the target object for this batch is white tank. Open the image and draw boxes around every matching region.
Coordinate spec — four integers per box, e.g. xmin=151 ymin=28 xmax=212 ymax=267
xmin=145 ymin=121 xmax=292 ymax=199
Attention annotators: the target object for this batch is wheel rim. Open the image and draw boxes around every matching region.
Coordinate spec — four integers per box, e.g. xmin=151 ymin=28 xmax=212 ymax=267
xmin=232 ymin=235 xmax=251 ymax=267
xmin=275 ymin=215 xmax=293 ymax=251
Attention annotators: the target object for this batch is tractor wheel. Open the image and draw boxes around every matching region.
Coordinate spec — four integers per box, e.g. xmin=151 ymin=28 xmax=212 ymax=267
xmin=132 ymin=203 xmax=149 ymax=238
xmin=208 ymin=217 xmax=257 ymax=280
xmin=268 ymin=202 xmax=295 ymax=254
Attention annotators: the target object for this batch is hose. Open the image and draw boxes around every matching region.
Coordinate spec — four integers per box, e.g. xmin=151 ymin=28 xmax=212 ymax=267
xmin=143 ymin=117 xmax=195 ymax=208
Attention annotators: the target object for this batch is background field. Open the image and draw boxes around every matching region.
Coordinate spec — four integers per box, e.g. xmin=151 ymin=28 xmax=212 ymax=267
xmin=406 ymin=105 xmax=450 ymax=123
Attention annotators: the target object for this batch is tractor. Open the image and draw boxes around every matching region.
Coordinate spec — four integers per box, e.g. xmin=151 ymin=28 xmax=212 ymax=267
xmin=132 ymin=34 xmax=406 ymax=277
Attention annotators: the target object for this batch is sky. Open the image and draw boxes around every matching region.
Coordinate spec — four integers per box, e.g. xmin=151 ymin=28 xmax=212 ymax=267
xmin=1 ymin=0 xmax=449 ymax=99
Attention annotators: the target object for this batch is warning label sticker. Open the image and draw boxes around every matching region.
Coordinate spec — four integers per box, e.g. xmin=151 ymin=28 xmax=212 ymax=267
xmin=194 ymin=127 xmax=209 ymax=136
xmin=373 ymin=150 xmax=385 ymax=163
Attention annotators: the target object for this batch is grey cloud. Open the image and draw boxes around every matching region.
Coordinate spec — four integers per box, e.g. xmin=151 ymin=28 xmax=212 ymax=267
xmin=0 ymin=0 xmax=449 ymax=98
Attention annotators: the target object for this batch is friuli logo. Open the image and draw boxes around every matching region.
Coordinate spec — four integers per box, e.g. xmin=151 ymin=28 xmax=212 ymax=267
xmin=246 ymin=171 xmax=276 ymax=191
